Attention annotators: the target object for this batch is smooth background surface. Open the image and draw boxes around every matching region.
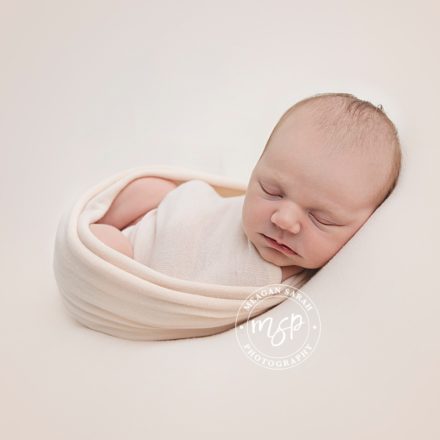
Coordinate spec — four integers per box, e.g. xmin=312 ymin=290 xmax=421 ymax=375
xmin=1 ymin=1 xmax=439 ymax=438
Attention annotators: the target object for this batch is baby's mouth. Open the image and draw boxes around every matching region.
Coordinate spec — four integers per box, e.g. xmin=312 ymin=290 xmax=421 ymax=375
xmin=262 ymin=234 xmax=299 ymax=256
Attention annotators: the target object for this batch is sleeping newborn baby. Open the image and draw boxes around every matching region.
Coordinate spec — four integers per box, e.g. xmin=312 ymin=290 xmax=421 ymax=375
xmin=91 ymin=92 xmax=402 ymax=287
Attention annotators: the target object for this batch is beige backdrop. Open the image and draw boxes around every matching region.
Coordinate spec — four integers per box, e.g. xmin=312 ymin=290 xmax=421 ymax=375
xmin=1 ymin=0 xmax=439 ymax=439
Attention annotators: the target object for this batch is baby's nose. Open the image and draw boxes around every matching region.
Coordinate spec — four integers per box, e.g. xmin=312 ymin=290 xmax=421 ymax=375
xmin=272 ymin=211 xmax=301 ymax=234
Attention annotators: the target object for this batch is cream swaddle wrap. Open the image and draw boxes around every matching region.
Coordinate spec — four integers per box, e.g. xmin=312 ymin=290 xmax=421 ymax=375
xmin=53 ymin=165 xmax=316 ymax=341
xmin=122 ymin=179 xmax=301 ymax=286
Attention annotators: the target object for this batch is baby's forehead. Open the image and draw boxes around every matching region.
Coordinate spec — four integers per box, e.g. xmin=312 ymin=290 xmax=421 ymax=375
xmin=262 ymin=146 xmax=379 ymax=182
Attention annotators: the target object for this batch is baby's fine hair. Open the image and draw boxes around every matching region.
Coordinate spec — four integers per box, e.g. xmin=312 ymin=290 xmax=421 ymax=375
xmin=262 ymin=92 xmax=403 ymax=209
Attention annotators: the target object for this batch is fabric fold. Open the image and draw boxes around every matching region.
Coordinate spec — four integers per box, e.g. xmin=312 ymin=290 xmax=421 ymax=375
xmin=53 ymin=164 xmax=315 ymax=341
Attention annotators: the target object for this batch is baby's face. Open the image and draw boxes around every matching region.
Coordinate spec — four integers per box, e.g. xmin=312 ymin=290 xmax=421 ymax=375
xmin=242 ymin=109 xmax=386 ymax=273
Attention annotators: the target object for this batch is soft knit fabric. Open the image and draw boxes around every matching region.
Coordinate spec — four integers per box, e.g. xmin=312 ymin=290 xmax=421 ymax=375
xmin=121 ymin=179 xmax=302 ymax=287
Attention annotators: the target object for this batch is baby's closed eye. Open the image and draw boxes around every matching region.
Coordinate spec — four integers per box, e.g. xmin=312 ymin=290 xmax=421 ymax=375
xmin=260 ymin=182 xmax=340 ymax=227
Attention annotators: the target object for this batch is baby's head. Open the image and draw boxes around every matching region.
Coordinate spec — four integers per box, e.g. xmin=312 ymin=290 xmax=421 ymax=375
xmin=242 ymin=92 xmax=402 ymax=276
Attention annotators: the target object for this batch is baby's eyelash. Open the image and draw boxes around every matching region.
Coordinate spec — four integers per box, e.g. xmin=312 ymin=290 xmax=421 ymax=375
xmin=310 ymin=214 xmax=334 ymax=226
xmin=259 ymin=182 xmax=280 ymax=197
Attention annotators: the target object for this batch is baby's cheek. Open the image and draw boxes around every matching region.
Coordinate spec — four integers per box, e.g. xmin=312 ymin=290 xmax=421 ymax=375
xmin=245 ymin=201 xmax=262 ymax=227
xmin=308 ymin=235 xmax=340 ymax=266
xmin=255 ymin=203 xmax=272 ymax=225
